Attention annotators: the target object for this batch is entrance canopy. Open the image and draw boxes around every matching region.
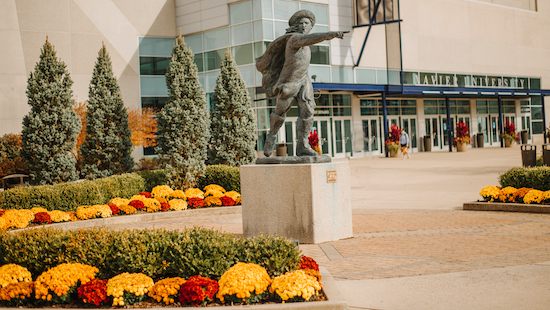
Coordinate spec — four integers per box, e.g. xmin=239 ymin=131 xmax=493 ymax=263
xmin=312 ymin=83 xmax=550 ymax=98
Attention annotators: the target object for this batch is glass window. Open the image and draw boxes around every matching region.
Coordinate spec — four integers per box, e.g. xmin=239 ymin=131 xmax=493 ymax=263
xmin=185 ymin=34 xmax=203 ymax=53
xmin=332 ymin=67 xmax=354 ymax=83
xmin=204 ymin=70 xmax=220 ymax=93
xmin=274 ymin=21 xmax=288 ymax=38
xmin=376 ymin=70 xmax=388 ymax=84
xmin=332 ymin=94 xmax=351 ymax=106
xmin=301 ymin=3 xmax=328 ymax=25
xmin=356 ymin=68 xmax=376 ymax=83
xmin=141 ymin=97 xmax=169 ymax=111
xmin=262 ymin=0 xmax=273 ymax=19
xmin=360 ymin=99 xmax=378 ymax=116
xmin=253 ymin=20 xmax=263 ymax=41
xmin=401 ymin=100 xmax=416 ymax=115
xmin=140 ymin=57 xmax=171 ymax=75
xmin=530 ymin=78 xmax=541 ymax=89
xmin=262 ymin=20 xmax=274 ymax=40
xmin=232 ymin=44 xmax=254 ymax=65
xmin=476 ymin=100 xmax=488 ymax=114
xmin=204 ymin=28 xmax=230 ymax=51
xmin=273 ymin=0 xmax=299 ymax=20
xmin=385 ymin=100 xmax=399 ymax=115
xmin=309 ymin=65 xmax=330 ymax=83
xmin=456 ymin=74 xmax=470 ymax=87
xmin=205 ymin=49 xmax=225 ymax=71
xmin=457 ymin=100 xmax=471 ymax=114
xmin=230 ymin=1 xmax=251 ymax=24
xmin=316 ymin=94 xmax=330 ymax=106
xmin=236 ymin=64 xmax=255 ymax=87
xmin=532 ymin=121 xmax=544 ymax=134
xmin=488 ymin=100 xmax=498 ymax=114
xmin=402 ymin=72 xmax=415 ymax=85
xmin=310 ymin=46 xmax=329 ymax=65
xmin=139 ymin=37 xmax=173 ymax=56
xmin=194 ymin=53 xmax=204 ymax=72
xmin=252 ymin=0 xmax=262 ymax=19
xmin=231 ymin=23 xmax=253 ymax=45
xmin=424 ymin=100 xmax=438 ymax=115
xmin=254 ymin=41 xmax=266 ymax=58
xmin=503 ymin=100 xmax=515 ymax=114
xmin=531 ymin=106 xmax=543 ymax=120
xmin=140 ymin=76 xmax=168 ymax=96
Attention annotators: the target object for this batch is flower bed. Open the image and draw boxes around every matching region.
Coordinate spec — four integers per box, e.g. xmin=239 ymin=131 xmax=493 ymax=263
xmin=479 ymin=186 xmax=550 ymax=204
xmin=0 ymin=184 xmax=241 ymax=231
xmin=0 ymin=257 xmax=324 ymax=308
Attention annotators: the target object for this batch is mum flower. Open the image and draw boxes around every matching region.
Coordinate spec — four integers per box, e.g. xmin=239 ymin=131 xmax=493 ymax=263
xmin=49 ymin=210 xmax=71 ymax=223
xmin=148 ymin=277 xmax=186 ymax=305
xmin=204 ymin=196 xmax=222 ymax=207
xmin=168 ymin=199 xmax=187 ymax=211
xmin=0 ymin=264 xmax=32 ymax=288
xmin=185 ymin=188 xmax=204 ymax=199
xmin=178 ymin=275 xmax=218 ymax=306
xmin=0 ymin=282 xmax=34 ymax=306
xmin=35 ymin=263 xmax=98 ymax=303
xmin=107 ymin=272 xmax=154 ymax=307
xmin=270 ymin=270 xmax=322 ymax=302
xmin=151 ymin=185 xmax=174 ymax=199
xmin=170 ymin=190 xmax=186 ymax=199
xmin=204 ymin=184 xmax=226 ymax=193
xmin=217 ymin=262 xmax=271 ymax=304
xmin=110 ymin=197 xmax=131 ymax=207
xmin=1 ymin=210 xmax=34 ymax=229
xmin=523 ymin=189 xmax=545 ymax=204
xmin=225 ymin=191 xmax=241 ymax=204
xmin=479 ymin=186 xmax=501 ymax=202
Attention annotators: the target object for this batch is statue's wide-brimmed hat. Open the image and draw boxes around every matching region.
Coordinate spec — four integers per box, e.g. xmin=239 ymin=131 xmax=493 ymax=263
xmin=288 ymin=9 xmax=315 ymax=27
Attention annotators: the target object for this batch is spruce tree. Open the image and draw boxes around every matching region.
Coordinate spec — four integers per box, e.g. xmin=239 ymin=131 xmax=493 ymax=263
xmin=155 ymin=33 xmax=210 ymax=189
xmin=210 ymin=49 xmax=257 ymax=166
xmin=80 ymin=43 xmax=134 ymax=179
xmin=21 ymin=38 xmax=81 ymax=185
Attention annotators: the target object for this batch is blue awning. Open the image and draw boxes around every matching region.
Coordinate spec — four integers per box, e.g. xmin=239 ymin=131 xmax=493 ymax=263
xmin=312 ymin=83 xmax=550 ymax=98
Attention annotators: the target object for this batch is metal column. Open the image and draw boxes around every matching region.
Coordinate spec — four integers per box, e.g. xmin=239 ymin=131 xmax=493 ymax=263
xmin=498 ymin=96 xmax=503 ymax=148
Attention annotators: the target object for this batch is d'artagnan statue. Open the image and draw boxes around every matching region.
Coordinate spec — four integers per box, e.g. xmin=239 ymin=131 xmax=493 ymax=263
xmin=256 ymin=10 xmax=345 ymax=157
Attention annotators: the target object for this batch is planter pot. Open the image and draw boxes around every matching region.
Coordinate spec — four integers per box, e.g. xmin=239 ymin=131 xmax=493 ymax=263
xmin=457 ymin=142 xmax=468 ymax=152
xmin=504 ymin=139 xmax=514 ymax=148
xmin=389 ymin=149 xmax=398 ymax=157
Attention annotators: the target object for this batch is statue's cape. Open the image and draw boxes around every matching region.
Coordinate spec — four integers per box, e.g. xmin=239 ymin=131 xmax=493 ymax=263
xmin=255 ymin=34 xmax=292 ymax=98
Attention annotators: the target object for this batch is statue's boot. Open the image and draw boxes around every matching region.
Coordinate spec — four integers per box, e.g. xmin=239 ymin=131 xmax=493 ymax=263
xmin=264 ymin=113 xmax=286 ymax=157
xmin=296 ymin=117 xmax=318 ymax=156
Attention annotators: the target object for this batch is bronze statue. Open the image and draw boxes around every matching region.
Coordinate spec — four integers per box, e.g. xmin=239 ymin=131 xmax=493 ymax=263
xmin=256 ymin=10 xmax=345 ymax=157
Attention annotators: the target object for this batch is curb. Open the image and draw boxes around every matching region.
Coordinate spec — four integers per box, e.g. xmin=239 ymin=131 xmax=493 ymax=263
xmin=10 ymin=206 xmax=242 ymax=232
xmin=463 ymin=201 xmax=550 ymax=214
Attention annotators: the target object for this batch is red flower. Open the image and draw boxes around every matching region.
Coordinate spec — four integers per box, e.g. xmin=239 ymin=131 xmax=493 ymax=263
xmin=220 ymin=196 xmax=235 ymax=207
xmin=107 ymin=203 xmax=119 ymax=215
xmin=128 ymin=200 xmax=145 ymax=210
xmin=298 ymin=256 xmax=319 ymax=272
xmin=386 ymin=124 xmax=401 ymax=144
xmin=78 ymin=278 xmax=109 ymax=306
xmin=33 ymin=212 xmax=52 ymax=224
xmin=308 ymin=129 xmax=319 ymax=149
xmin=178 ymin=275 xmax=218 ymax=306
xmin=139 ymin=192 xmax=152 ymax=198
xmin=160 ymin=202 xmax=170 ymax=211
xmin=188 ymin=198 xmax=205 ymax=209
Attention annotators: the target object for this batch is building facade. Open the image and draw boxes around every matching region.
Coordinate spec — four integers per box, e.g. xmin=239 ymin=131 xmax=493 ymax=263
xmin=1 ymin=0 xmax=549 ymax=160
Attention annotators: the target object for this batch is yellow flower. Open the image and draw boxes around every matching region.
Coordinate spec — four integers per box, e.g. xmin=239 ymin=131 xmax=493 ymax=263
xmin=185 ymin=188 xmax=204 ymax=199
xmin=110 ymin=197 xmax=131 ymax=207
xmin=225 ymin=191 xmax=241 ymax=204
xmin=148 ymin=277 xmax=186 ymax=305
xmin=30 ymin=207 xmax=48 ymax=215
xmin=35 ymin=263 xmax=98 ymax=300
xmin=523 ymin=189 xmax=545 ymax=204
xmin=479 ymin=186 xmax=501 ymax=202
xmin=0 ymin=218 xmax=7 ymax=231
xmin=76 ymin=205 xmax=112 ymax=220
xmin=168 ymin=199 xmax=187 ymax=211
xmin=217 ymin=262 xmax=271 ymax=303
xmin=204 ymin=196 xmax=222 ymax=207
xmin=204 ymin=184 xmax=226 ymax=193
xmin=269 ymin=270 xmax=321 ymax=301
xmin=169 ymin=190 xmax=186 ymax=199
xmin=130 ymin=195 xmax=147 ymax=202
xmin=0 ymin=264 xmax=32 ymax=288
xmin=0 ymin=282 xmax=34 ymax=302
xmin=107 ymin=273 xmax=154 ymax=307
xmin=498 ymin=186 xmax=518 ymax=203
xmin=48 ymin=211 xmax=71 ymax=223
xmin=143 ymin=198 xmax=161 ymax=213
xmin=118 ymin=204 xmax=137 ymax=215
xmin=151 ymin=185 xmax=174 ymax=199
xmin=204 ymin=189 xmax=224 ymax=198
xmin=1 ymin=210 xmax=34 ymax=229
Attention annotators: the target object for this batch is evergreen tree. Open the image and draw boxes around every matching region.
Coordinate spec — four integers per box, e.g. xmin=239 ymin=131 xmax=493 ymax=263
xmin=155 ymin=32 xmax=210 ymax=189
xmin=210 ymin=49 xmax=257 ymax=166
xmin=21 ymin=38 xmax=81 ymax=185
xmin=80 ymin=43 xmax=134 ymax=179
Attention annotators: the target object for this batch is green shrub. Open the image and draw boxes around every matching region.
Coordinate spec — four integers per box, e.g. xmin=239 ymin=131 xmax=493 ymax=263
xmin=198 ymin=165 xmax=241 ymax=193
xmin=0 ymin=173 xmax=144 ymax=211
xmin=499 ymin=166 xmax=550 ymax=190
xmin=0 ymin=227 xmax=300 ymax=281
xmin=137 ymin=169 xmax=170 ymax=192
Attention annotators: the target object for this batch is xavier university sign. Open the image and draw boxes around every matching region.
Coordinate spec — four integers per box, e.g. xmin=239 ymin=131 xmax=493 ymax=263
xmin=412 ymin=72 xmax=530 ymax=89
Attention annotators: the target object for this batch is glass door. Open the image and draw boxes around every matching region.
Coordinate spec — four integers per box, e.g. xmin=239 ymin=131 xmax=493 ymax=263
xmin=491 ymin=116 xmax=499 ymax=144
xmin=441 ymin=117 xmax=455 ymax=146
xmin=362 ymin=118 xmax=381 ymax=155
xmin=332 ymin=118 xmax=353 ymax=158
xmin=425 ymin=117 xmax=439 ymax=149
xmin=284 ymin=121 xmax=295 ymax=156
xmin=401 ymin=118 xmax=418 ymax=151
xmin=312 ymin=118 xmax=331 ymax=155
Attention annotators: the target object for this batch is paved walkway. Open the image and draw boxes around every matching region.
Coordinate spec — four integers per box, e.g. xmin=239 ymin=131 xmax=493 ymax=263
xmin=104 ymin=146 xmax=550 ymax=310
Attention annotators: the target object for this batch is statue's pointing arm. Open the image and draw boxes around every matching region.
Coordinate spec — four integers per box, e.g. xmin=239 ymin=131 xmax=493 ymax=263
xmin=289 ymin=31 xmax=345 ymax=48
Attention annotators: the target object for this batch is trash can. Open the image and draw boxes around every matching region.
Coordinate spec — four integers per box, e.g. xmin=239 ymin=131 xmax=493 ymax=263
xmin=521 ymin=144 xmax=536 ymax=167
xmin=423 ymin=135 xmax=431 ymax=152
xmin=520 ymin=130 xmax=529 ymax=144
xmin=476 ymin=133 xmax=484 ymax=148
xmin=543 ymin=144 xmax=550 ymax=166
xmin=276 ymin=143 xmax=287 ymax=157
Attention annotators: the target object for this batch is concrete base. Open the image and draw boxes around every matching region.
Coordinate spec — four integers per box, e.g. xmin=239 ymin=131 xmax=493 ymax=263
xmin=463 ymin=201 xmax=550 ymax=213
xmin=240 ymin=161 xmax=353 ymax=244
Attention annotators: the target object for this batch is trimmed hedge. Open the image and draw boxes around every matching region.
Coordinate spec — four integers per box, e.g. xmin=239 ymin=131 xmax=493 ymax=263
xmin=137 ymin=168 xmax=169 ymax=192
xmin=0 ymin=173 xmax=145 ymax=211
xmin=498 ymin=166 xmax=550 ymax=191
xmin=0 ymin=227 xmax=300 ymax=281
xmin=198 ymin=164 xmax=241 ymax=193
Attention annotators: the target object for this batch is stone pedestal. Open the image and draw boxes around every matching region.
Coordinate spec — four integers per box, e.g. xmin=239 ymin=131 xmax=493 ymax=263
xmin=240 ymin=161 xmax=352 ymax=244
